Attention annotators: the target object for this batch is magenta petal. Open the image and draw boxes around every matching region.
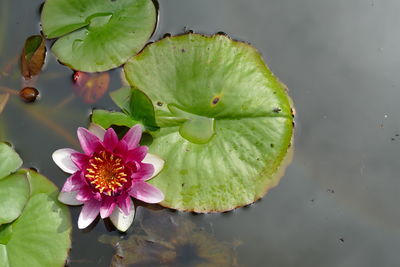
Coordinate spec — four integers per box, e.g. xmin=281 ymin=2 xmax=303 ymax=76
xmin=61 ymin=172 xmax=84 ymax=192
xmin=71 ymin=153 xmax=90 ymax=169
xmin=114 ymin=140 xmax=128 ymax=156
xmin=130 ymin=182 xmax=164 ymax=203
xmin=78 ymin=200 xmax=101 ymax=229
xmin=103 ymin=128 xmax=119 ymax=151
xmin=122 ymin=125 xmax=142 ymax=150
xmin=126 ymin=146 xmax=148 ymax=163
xmin=117 ymin=195 xmax=132 ymax=215
xmin=77 ymin=127 xmax=103 ymax=155
xmin=131 ymin=163 xmax=154 ymax=181
xmin=100 ymin=198 xmax=117 ymax=219
xmin=76 ymin=186 xmax=95 ymax=202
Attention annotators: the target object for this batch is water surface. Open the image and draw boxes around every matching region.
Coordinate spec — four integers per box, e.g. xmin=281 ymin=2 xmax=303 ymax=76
xmin=1 ymin=0 xmax=400 ymax=266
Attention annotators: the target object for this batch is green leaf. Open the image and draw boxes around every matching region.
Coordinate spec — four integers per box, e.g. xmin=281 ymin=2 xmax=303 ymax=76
xmin=124 ymin=34 xmax=295 ymax=212
xmin=92 ymin=109 xmax=138 ymax=129
xmin=0 ymin=143 xmax=22 ymax=180
xmin=130 ymin=89 xmax=159 ymax=131
xmin=0 ymin=173 xmax=30 ymax=225
xmin=108 ymin=87 xmax=159 ymax=130
xmin=0 ymin=170 xmax=71 ymax=267
xmin=110 ymin=87 xmax=131 ymax=113
xmin=41 ymin=0 xmax=157 ymax=72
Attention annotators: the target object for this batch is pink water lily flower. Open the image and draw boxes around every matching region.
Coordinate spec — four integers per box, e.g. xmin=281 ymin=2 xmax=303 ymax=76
xmin=52 ymin=124 xmax=165 ymax=232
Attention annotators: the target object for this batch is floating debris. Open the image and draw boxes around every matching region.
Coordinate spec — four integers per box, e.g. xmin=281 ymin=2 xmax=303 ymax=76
xmin=19 ymin=87 xmax=39 ymax=102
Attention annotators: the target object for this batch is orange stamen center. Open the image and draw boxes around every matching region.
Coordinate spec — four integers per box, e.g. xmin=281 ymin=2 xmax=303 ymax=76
xmin=85 ymin=151 xmax=128 ymax=196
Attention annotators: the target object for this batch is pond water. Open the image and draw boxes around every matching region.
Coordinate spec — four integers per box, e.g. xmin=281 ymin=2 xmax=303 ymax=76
xmin=2 ymin=0 xmax=400 ymax=266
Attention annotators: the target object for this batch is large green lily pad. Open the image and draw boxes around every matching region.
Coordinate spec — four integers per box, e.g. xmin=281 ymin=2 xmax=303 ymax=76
xmin=124 ymin=34 xmax=295 ymax=212
xmin=41 ymin=0 xmax=156 ymax=72
xmin=0 ymin=169 xmax=71 ymax=267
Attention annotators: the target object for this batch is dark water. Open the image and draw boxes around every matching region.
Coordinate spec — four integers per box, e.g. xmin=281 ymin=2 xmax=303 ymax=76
xmin=2 ymin=0 xmax=400 ymax=266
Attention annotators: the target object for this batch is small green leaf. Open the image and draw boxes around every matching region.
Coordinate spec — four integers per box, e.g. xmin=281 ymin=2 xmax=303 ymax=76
xmin=130 ymin=89 xmax=159 ymax=131
xmin=110 ymin=87 xmax=131 ymax=112
xmin=0 ymin=173 xmax=30 ymax=225
xmin=0 ymin=143 xmax=22 ymax=180
xmin=92 ymin=109 xmax=138 ymax=129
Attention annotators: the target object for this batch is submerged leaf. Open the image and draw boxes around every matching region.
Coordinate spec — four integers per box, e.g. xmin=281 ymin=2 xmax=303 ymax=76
xmin=20 ymin=35 xmax=46 ymax=78
xmin=41 ymin=0 xmax=157 ymax=72
xmin=73 ymin=71 xmax=110 ymax=103
xmin=100 ymin=209 xmax=240 ymax=267
xmin=123 ymin=34 xmax=295 ymax=212
xmin=0 ymin=93 xmax=9 ymax=114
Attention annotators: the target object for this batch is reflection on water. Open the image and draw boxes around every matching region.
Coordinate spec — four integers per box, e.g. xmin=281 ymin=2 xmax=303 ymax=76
xmin=99 ymin=208 xmax=240 ymax=267
xmin=2 ymin=0 xmax=400 ymax=266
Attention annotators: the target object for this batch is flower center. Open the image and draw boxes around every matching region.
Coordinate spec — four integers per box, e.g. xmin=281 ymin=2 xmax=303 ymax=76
xmin=85 ymin=151 xmax=129 ymax=196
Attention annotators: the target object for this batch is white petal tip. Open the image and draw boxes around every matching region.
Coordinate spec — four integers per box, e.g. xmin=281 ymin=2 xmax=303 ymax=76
xmin=58 ymin=191 xmax=83 ymax=206
xmin=88 ymin=123 xmax=106 ymax=141
xmin=110 ymin=200 xmax=135 ymax=232
xmin=143 ymin=153 xmax=165 ymax=178
xmin=52 ymin=148 xmax=79 ymax=174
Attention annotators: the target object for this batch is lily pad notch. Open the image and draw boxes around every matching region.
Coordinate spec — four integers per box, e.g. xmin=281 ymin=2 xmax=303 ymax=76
xmin=117 ymin=33 xmax=295 ymax=212
xmin=40 ymin=0 xmax=157 ymax=72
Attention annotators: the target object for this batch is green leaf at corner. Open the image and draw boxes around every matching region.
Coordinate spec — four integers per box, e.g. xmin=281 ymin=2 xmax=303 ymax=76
xmin=0 ymin=143 xmax=22 ymax=180
xmin=0 ymin=173 xmax=30 ymax=225
xmin=0 ymin=170 xmax=71 ymax=267
xmin=41 ymin=0 xmax=157 ymax=72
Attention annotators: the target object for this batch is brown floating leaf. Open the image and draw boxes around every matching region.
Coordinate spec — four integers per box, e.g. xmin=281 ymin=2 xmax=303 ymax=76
xmin=0 ymin=93 xmax=9 ymax=114
xmin=21 ymin=35 xmax=46 ymax=78
xmin=99 ymin=209 xmax=241 ymax=267
xmin=73 ymin=71 xmax=110 ymax=104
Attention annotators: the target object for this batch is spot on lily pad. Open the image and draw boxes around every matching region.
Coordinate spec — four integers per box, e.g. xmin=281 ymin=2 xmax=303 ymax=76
xmin=124 ymin=34 xmax=295 ymax=212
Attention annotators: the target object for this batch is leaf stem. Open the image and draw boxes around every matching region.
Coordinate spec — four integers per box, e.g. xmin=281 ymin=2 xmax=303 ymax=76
xmin=54 ymin=93 xmax=75 ymax=110
xmin=0 ymin=86 xmax=19 ymax=96
xmin=12 ymin=99 xmax=79 ymax=148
